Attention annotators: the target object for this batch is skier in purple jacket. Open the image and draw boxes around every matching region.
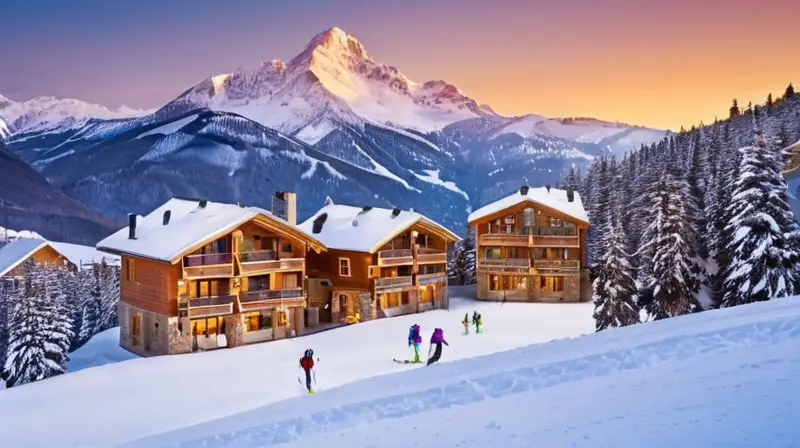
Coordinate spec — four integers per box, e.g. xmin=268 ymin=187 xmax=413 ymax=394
xmin=408 ymin=324 xmax=423 ymax=363
xmin=427 ymin=328 xmax=449 ymax=366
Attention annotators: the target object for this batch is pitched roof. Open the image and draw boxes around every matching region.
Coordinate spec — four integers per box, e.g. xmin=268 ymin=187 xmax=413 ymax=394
xmin=468 ymin=186 xmax=589 ymax=225
xmin=298 ymin=202 xmax=461 ymax=253
xmin=0 ymin=238 xmax=119 ymax=277
xmin=96 ymin=198 xmax=325 ymax=263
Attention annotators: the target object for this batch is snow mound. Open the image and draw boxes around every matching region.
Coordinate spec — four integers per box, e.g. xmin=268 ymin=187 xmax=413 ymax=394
xmin=67 ymin=328 xmax=139 ymax=372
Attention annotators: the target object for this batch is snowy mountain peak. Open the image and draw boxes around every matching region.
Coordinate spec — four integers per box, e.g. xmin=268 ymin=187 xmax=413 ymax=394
xmin=304 ymin=27 xmax=370 ymax=62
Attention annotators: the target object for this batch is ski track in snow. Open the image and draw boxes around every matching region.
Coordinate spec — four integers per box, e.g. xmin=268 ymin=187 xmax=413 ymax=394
xmin=128 ymin=303 xmax=800 ymax=447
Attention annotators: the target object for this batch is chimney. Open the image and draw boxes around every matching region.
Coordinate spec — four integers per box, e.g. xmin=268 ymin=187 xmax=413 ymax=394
xmin=520 ymin=185 xmax=529 ymax=196
xmin=361 ymin=206 xmax=372 ymax=212
xmin=162 ymin=210 xmax=171 ymax=225
xmin=545 ymin=184 xmax=551 ymax=193
xmin=128 ymin=214 xmax=137 ymax=240
xmin=566 ymin=188 xmax=574 ymax=203
xmin=273 ymin=191 xmax=297 ymax=225
xmin=198 ymin=200 xmax=207 ymax=208
xmin=391 ymin=208 xmax=401 ymax=218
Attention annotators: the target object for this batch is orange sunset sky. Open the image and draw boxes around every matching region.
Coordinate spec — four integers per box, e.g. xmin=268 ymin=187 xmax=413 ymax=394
xmin=2 ymin=0 xmax=798 ymax=131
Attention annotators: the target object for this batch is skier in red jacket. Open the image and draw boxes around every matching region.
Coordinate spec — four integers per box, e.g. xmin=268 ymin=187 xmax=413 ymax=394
xmin=299 ymin=349 xmax=316 ymax=393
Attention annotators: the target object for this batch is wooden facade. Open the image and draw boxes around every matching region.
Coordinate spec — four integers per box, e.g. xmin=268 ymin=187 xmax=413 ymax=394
xmin=305 ymin=221 xmax=455 ymax=323
xmin=470 ymin=196 xmax=591 ymax=303
xmin=3 ymin=245 xmax=72 ymax=278
xmin=110 ymin=214 xmax=324 ymax=357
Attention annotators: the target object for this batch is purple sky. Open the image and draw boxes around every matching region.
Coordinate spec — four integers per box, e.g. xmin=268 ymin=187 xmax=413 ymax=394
xmin=3 ymin=0 xmax=797 ymax=129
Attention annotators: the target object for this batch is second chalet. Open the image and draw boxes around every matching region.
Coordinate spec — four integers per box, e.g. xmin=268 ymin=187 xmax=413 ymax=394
xmin=96 ymin=194 xmax=326 ymax=357
xmin=298 ymin=200 xmax=461 ymax=323
xmin=468 ymin=185 xmax=591 ymax=303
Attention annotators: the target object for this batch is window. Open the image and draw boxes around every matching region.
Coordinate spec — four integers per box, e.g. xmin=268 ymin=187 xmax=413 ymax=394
xmin=244 ymin=311 xmax=272 ymax=332
xmin=485 ymin=248 xmax=502 ymax=259
xmin=489 ymin=274 xmax=503 ymax=291
xmin=191 ymin=316 xmax=225 ymax=337
xmin=369 ymin=266 xmax=380 ymax=278
xmin=504 ymin=276 xmax=528 ymax=290
xmin=417 ymin=233 xmax=428 ymax=248
xmin=193 ymin=280 xmax=228 ymax=298
xmin=540 ymin=276 xmax=564 ymax=292
xmin=277 ymin=310 xmax=288 ymax=326
xmin=281 ymin=243 xmax=292 ymax=253
xmin=339 ymin=258 xmax=351 ymax=277
xmin=248 ymin=275 xmax=269 ymax=292
xmin=564 ymin=221 xmax=577 ymax=236
xmin=401 ymin=291 xmax=410 ymax=305
xmin=125 ymin=258 xmax=136 ymax=283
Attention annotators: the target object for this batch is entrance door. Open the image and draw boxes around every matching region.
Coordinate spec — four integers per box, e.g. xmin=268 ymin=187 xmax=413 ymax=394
xmin=130 ymin=312 xmax=142 ymax=347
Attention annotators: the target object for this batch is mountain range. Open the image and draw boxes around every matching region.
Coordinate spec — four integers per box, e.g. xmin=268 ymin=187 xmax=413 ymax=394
xmin=1 ymin=27 xmax=668 ymax=240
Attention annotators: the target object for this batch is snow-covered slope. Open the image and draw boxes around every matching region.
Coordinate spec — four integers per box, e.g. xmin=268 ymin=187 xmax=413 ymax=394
xmin=0 ymin=288 xmax=593 ymax=447
xmin=0 ymin=93 xmax=151 ymax=136
xmin=0 ymin=116 xmax=10 ymax=139
xmin=130 ymin=296 xmax=800 ymax=448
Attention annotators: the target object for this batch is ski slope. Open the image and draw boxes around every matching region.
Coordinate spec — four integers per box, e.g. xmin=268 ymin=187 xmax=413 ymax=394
xmin=0 ymin=287 xmax=594 ymax=447
xmin=127 ymin=296 xmax=800 ymax=448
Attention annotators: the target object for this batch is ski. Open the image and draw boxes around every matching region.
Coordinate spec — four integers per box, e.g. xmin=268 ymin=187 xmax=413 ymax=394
xmin=393 ymin=358 xmax=422 ymax=364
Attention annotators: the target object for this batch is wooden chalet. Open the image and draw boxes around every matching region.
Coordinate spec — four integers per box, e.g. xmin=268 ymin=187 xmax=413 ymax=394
xmin=468 ymin=185 xmax=591 ymax=302
xmin=0 ymin=238 xmax=118 ymax=282
xmin=298 ymin=200 xmax=461 ymax=323
xmin=96 ymin=195 xmax=326 ymax=357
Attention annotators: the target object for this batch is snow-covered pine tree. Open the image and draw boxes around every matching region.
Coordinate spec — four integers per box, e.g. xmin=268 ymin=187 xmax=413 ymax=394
xmin=38 ymin=265 xmax=73 ymax=376
xmin=562 ymin=165 xmax=582 ymax=192
xmin=76 ymin=268 xmax=100 ymax=346
xmin=97 ymin=262 xmax=120 ymax=331
xmin=643 ymin=173 xmax=701 ymax=319
xmin=3 ymin=263 xmax=52 ymax=387
xmin=587 ymin=158 xmax=612 ymax=267
xmin=592 ymin=208 xmax=639 ymax=331
xmin=0 ymin=279 xmax=10 ymax=372
xmin=720 ymin=139 xmax=800 ymax=306
xmin=448 ymin=241 xmax=465 ymax=285
xmin=448 ymin=229 xmax=476 ymax=285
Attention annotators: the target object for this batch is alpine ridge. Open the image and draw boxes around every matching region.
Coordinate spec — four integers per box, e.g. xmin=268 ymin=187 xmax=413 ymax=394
xmin=2 ymin=26 xmax=668 ymax=241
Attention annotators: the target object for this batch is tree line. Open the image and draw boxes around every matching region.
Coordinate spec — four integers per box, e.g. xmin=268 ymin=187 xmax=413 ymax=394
xmin=0 ymin=260 xmax=120 ymax=387
xmin=576 ymin=83 xmax=800 ymax=330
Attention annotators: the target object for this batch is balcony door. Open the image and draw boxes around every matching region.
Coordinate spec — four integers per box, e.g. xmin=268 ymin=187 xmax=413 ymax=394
xmin=282 ymin=272 xmax=299 ymax=289
xmin=248 ymin=275 xmax=270 ymax=292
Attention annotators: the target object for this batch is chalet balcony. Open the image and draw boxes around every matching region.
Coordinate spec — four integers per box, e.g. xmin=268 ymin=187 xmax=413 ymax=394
xmin=416 ymin=248 xmax=447 ymax=265
xmin=532 ymin=235 xmax=580 ymax=248
xmin=533 ymin=259 xmax=581 ymax=271
xmin=178 ymin=294 xmax=235 ymax=318
xmin=238 ymin=288 xmax=305 ymax=311
xmin=237 ymin=250 xmax=304 ymax=276
xmin=479 ymin=233 xmax=529 ymax=246
xmin=378 ymin=249 xmax=414 ymax=267
xmin=375 ymin=275 xmax=413 ymax=293
xmin=478 ymin=258 xmax=530 ymax=272
xmin=183 ymin=253 xmax=235 ymax=279
xmin=418 ymin=272 xmax=447 ymax=285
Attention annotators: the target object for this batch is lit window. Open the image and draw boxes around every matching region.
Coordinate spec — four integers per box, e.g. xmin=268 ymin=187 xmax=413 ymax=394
xmin=339 ymin=258 xmax=351 ymax=277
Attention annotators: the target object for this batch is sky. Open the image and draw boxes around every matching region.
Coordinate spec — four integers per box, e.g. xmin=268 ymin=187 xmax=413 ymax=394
xmin=1 ymin=0 xmax=798 ymax=131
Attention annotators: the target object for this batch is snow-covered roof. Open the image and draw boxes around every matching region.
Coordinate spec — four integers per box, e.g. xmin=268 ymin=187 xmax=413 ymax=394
xmin=96 ymin=198 xmax=325 ymax=263
xmin=468 ymin=186 xmax=590 ymax=225
xmin=0 ymin=238 xmax=118 ymax=277
xmin=298 ymin=201 xmax=461 ymax=253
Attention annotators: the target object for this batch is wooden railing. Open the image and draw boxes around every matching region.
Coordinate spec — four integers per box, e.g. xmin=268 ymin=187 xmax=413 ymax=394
xmin=418 ymin=272 xmax=447 ymax=285
xmin=378 ymin=249 xmax=414 ymax=266
xmin=375 ymin=276 xmax=413 ymax=292
xmin=183 ymin=253 xmax=235 ymax=279
xmin=240 ymin=288 xmax=304 ymax=303
xmin=533 ymin=259 xmax=580 ymax=270
xmin=178 ymin=294 xmax=235 ymax=318
xmin=479 ymin=258 xmax=530 ymax=271
xmin=532 ymin=235 xmax=580 ymax=247
xmin=479 ymin=233 xmax=529 ymax=245
xmin=238 ymin=249 xmax=277 ymax=263
xmin=238 ymin=256 xmax=304 ymax=275
xmin=417 ymin=251 xmax=446 ymax=264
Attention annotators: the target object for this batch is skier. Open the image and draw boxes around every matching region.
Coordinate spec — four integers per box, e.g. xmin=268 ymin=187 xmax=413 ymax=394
xmin=299 ymin=348 xmax=316 ymax=394
xmin=471 ymin=311 xmax=478 ymax=331
xmin=475 ymin=313 xmax=483 ymax=334
xmin=462 ymin=312 xmax=470 ymax=335
xmin=408 ymin=324 xmax=422 ymax=363
xmin=427 ymin=328 xmax=449 ymax=366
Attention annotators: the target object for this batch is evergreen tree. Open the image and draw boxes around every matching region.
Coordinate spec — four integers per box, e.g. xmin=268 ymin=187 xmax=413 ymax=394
xmin=41 ymin=267 xmax=74 ymax=374
xmin=785 ymin=83 xmax=795 ymax=100
xmin=449 ymin=228 xmax=476 ymax=285
xmin=97 ymin=263 xmax=120 ymax=331
xmin=767 ymin=93 xmax=774 ymax=109
xmin=720 ymin=141 xmax=800 ymax=306
xmin=643 ymin=173 xmax=701 ymax=319
xmin=592 ymin=211 xmax=639 ymax=331
xmin=3 ymin=264 xmax=54 ymax=387
xmin=76 ymin=269 xmax=100 ymax=346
